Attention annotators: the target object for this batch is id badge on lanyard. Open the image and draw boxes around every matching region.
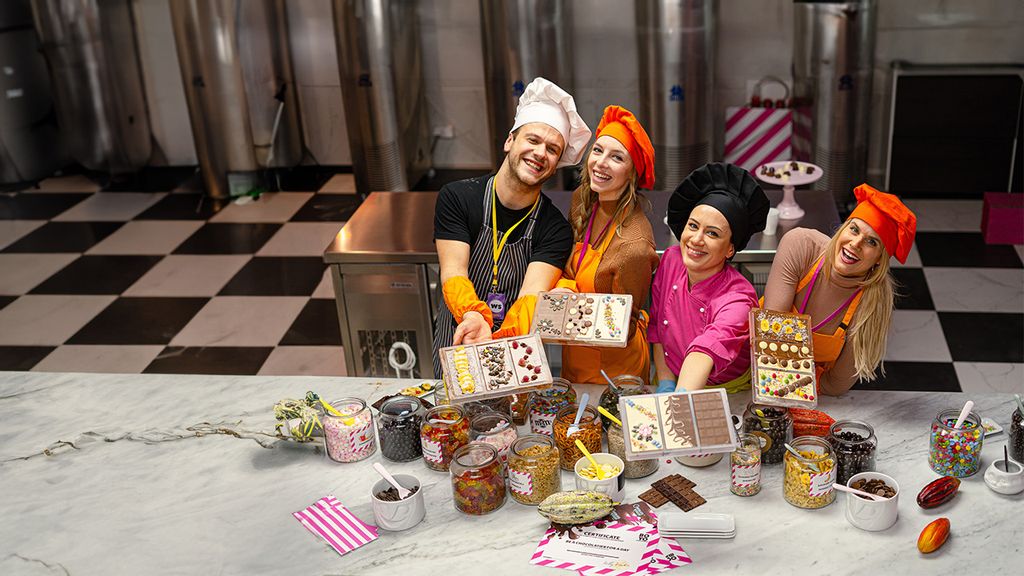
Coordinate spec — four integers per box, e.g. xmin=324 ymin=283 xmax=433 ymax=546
xmin=489 ymin=179 xmax=539 ymax=326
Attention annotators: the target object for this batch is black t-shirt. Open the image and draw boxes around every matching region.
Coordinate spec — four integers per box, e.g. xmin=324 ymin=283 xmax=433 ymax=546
xmin=433 ymin=175 xmax=573 ymax=269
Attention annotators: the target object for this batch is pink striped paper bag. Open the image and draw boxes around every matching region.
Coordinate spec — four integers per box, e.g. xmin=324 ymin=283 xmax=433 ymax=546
xmin=724 ymin=106 xmax=793 ymax=172
xmin=294 ymin=496 xmax=378 ymax=556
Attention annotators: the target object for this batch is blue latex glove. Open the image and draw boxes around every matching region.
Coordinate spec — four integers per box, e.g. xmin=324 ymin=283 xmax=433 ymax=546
xmin=656 ymin=379 xmax=677 ymax=394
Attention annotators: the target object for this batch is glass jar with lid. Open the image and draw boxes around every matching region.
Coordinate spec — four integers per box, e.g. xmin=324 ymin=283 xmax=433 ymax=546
xmin=463 ymin=396 xmax=512 ymax=418
xmin=529 ymin=378 xmax=576 ymax=436
xmin=730 ymin=433 xmax=762 ymax=496
xmin=552 ymin=404 xmax=602 ymax=471
xmin=420 ymin=405 xmax=470 ymax=471
xmin=598 ymin=375 xmax=649 ymax=429
xmin=607 ymin=421 xmax=658 ymax=478
xmin=507 ymin=435 xmax=561 ymax=505
xmin=323 ymin=397 xmax=376 ymax=463
xmin=783 ymin=436 xmax=837 ymax=509
xmin=742 ymin=403 xmax=792 ymax=465
xmin=1010 ymin=407 xmax=1024 ymax=463
xmin=470 ymin=411 xmax=518 ymax=470
xmin=929 ymin=408 xmax=984 ymax=477
xmin=450 ymin=442 xmax=506 ymax=515
xmin=377 ymin=396 xmax=425 ymax=462
xmin=827 ymin=420 xmax=877 ymax=485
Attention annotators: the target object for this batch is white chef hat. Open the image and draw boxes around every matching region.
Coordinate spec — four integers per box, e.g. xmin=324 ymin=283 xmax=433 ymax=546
xmin=510 ymin=77 xmax=592 ymax=168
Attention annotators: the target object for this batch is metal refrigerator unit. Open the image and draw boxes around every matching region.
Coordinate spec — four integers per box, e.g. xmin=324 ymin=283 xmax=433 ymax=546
xmin=323 ymin=192 xmax=441 ymax=379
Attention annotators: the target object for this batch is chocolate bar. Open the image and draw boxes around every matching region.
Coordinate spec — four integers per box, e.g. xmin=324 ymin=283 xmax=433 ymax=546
xmin=618 ymin=389 xmax=738 ymax=460
xmin=750 ymin=309 xmax=818 ymax=408
xmin=638 ymin=487 xmax=669 ymax=508
xmin=531 ymin=292 xmax=632 ymax=348
xmin=651 ymin=474 xmax=705 ymax=513
xmin=438 ymin=334 xmax=553 ymax=404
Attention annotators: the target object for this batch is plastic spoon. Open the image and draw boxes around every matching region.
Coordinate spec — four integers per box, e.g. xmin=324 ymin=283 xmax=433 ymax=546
xmin=566 ymin=393 xmax=590 ymax=436
xmin=600 ymin=370 xmax=621 ymax=395
xmin=597 ymin=406 xmax=622 ymax=427
xmin=953 ymin=400 xmax=975 ymax=429
xmin=372 ymin=462 xmax=411 ymax=500
xmin=575 ymin=439 xmax=604 ymax=479
xmin=833 ymin=482 xmax=888 ymax=502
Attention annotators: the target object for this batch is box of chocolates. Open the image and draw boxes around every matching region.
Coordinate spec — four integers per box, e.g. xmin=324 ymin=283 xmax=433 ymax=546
xmin=749 ymin=309 xmax=818 ymax=408
xmin=437 ymin=334 xmax=553 ymax=404
xmin=530 ymin=292 xmax=632 ymax=348
xmin=617 ymin=389 xmax=738 ymax=461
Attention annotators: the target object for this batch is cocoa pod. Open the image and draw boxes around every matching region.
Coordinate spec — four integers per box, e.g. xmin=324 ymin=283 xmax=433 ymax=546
xmin=917 ymin=517 xmax=950 ymax=554
xmin=917 ymin=476 xmax=960 ymax=509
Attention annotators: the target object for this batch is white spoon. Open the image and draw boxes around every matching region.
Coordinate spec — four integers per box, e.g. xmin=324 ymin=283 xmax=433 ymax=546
xmin=953 ymin=400 xmax=974 ymax=429
xmin=833 ymin=482 xmax=888 ymax=502
xmin=566 ymin=393 xmax=590 ymax=436
xmin=372 ymin=462 xmax=411 ymax=500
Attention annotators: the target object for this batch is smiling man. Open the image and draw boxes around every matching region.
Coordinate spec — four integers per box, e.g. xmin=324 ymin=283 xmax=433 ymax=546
xmin=432 ymin=78 xmax=591 ymax=377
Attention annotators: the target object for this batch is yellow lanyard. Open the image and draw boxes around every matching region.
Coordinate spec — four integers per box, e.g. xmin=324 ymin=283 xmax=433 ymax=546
xmin=491 ymin=180 xmax=540 ymax=289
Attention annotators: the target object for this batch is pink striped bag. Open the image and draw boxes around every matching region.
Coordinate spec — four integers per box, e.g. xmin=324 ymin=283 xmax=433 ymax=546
xmin=724 ymin=77 xmax=793 ymax=172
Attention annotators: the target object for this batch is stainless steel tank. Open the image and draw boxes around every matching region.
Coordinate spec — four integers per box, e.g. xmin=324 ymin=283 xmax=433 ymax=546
xmin=170 ymin=0 xmax=304 ymax=199
xmin=0 ymin=0 xmax=62 ymax=185
xmin=333 ymin=0 xmax=431 ymax=196
xmin=637 ymin=0 xmax=715 ymax=191
xmin=480 ymin=0 xmax=574 ymax=172
xmin=792 ymin=0 xmax=877 ymax=201
xmin=31 ymin=0 xmax=151 ymax=174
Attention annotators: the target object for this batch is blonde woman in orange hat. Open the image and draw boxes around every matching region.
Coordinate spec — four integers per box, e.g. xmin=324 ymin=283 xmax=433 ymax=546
xmin=762 ymin=184 xmax=917 ymax=395
xmin=550 ymin=105 xmax=660 ymax=384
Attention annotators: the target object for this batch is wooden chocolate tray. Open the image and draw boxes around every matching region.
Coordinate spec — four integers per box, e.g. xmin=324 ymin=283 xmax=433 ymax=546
xmin=530 ymin=291 xmax=632 ymax=348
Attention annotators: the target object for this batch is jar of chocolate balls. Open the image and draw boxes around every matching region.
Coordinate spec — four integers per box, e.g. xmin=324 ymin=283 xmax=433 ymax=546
xmin=377 ymin=396 xmax=425 ymax=462
xmin=742 ymin=403 xmax=792 ymax=465
xmin=1010 ymin=407 xmax=1024 ymax=463
xmin=827 ymin=420 xmax=877 ymax=485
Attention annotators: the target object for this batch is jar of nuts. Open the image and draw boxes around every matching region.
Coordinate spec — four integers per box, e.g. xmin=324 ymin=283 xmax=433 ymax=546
xmin=827 ymin=420 xmax=877 ymax=485
xmin=507 ymin=435 xmax=561 ymax=505
xmin=553 ymin=404 xmax=602 ymax=471
xmin=783 ymin=436 xmax=837 ymax=509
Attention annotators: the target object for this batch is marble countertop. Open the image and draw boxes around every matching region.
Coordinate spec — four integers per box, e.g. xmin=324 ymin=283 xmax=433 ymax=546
xmin=0 ymin=372 xmax=1020 ymax=575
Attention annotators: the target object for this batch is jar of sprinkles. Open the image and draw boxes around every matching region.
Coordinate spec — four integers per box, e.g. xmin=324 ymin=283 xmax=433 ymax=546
xmin=730 ymin=433 xmax=762 ymax=496
xmin=528 ymin=378 xmax=576 ymax=436
xmin=323 ymin=398 xmax=376 ymax=463
xmin=929 ymin=408 xmax=984 ymax=477
xmin=470 ymin=411 xmax=518 ymax=471
xmin=828 ymin=420 xmax=877 ymax=485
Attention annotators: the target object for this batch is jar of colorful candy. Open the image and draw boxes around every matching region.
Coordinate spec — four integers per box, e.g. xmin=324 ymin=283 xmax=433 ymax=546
xmin=929 ymin=408 xmax=984 ymax=477
xmin=323 ymin=398 xmax=376 ymax=463
xmin=450 ymin=442 xmax=506 ymax=515
xmin=471 ymin=411 xmax=518 ymax=471
xmin=598 ymin=375 xmax=648 ymax=429
xmin=783 ymin=436 xmax=836 ymax=509
xmin=742 ymin=403 xmax=792 ymax=465
xmin=827 ymin=420 xmax=877 ymax=485
xmin=528 ymin=378 xmax=576 ymax=436
xmin=377 ymin=396 xmax=425 ymax=462
xmin=553 ymin=404 xmax=602 ymax=471
xmin=730 ymin=433 xmax=762 ymax=497
xmin=507 ymin=435 xmax=561 ymax=505
xmin=420 ymin=405 xmax=470 ymax=472
xmin=1011 ymin=407 xmax=1024 ymax=463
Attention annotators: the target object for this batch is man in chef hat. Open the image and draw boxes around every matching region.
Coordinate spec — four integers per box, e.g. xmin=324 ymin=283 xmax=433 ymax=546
xmin=432 ymin=77 xmax=592 ymax=377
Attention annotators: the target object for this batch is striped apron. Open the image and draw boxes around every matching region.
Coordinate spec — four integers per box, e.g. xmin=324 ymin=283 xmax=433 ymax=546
xmin=432 ymin=177 xmax=542 ymax=377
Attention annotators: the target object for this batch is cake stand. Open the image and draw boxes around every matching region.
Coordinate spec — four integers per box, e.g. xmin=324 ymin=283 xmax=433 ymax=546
xmin=755 ymin=160 xmax=823 ymax=220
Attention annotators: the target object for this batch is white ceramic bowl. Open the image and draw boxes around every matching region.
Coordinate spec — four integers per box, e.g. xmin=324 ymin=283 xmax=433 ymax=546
xmin=370 ymin=473 xmax=426 ymax=531
xmin=845 ymin=471 xmax=899 ymax=532
xmin=574 ymin=453 xmax=625 ymax=502
xmin=984 ymin=457 xmax=1024 ymax=495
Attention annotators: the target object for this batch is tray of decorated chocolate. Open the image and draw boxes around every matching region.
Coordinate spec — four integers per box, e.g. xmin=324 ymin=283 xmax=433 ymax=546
xmin=755 ymin=160 xmax=823 ymax=187
xmin=617 ymin=389 xmax=738 ymax=461
xmin=749 ymin=309 xmax=818 ymax=408
xmin=437 ymin=334 xmax=554 ymax=404
xmin=530 ymin=291 xmax=632 ymax=348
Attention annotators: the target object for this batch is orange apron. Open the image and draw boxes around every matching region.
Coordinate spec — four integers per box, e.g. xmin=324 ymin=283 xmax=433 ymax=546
xmin=560 ymin=215 xmax=651 ymax=384
xmin=792 ymin=258 xmax=863 ymax=380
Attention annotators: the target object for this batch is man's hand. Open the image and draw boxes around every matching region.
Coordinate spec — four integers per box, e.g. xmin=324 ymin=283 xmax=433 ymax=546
xmin=453 ymin=311 xmax=492 ymax=345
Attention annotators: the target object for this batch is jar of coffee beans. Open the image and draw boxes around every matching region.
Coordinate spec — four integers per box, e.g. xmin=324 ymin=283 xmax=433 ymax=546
xmin=827 ymin=420 xmax=877 ymax=485
xmin=742 ymin=403 xmax=792 ymax=465
xmin=1010 ymin=407 xmax=1023 ymax=463
xmin=377 ymin=396 xmax=425 ymax=462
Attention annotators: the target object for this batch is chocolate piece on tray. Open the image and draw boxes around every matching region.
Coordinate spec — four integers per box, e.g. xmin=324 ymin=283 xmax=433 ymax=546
xmin=652 ymin=474 xmax=704 ymax=512
xmin=692 ymin=392 xmax=731 ymax=447
xmin=532 ymin=291 xmax=631 ymax=347
xmin=659 ymin=395 xmax=697 ymax=449
xmin=535 ymin=293 xmax=568 ymax=337
xmin=750 ymin=309 xmax=818 ymax=408
xmin=638 ymin=487 xmax=669 ymax=508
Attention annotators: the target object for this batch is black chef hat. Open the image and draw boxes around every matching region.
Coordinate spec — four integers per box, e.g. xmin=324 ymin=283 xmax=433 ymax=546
xmin=667 ymin=163 xmax=770 ymax=253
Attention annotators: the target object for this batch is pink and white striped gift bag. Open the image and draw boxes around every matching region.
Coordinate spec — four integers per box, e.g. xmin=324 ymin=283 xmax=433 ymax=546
xmin=723 ymin=107 xmax=793 ymax=172
xmin=294 ymin=496 xmax=378 ymax=556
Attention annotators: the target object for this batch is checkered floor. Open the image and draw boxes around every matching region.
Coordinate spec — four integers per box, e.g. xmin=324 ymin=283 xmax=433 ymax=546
xmin=1 ymin=176 xmax=1021 ymax=393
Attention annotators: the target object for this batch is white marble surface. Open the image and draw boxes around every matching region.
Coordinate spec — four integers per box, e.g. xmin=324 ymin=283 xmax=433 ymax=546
xmin=0 ymin=372 xmax=1020 ymax=575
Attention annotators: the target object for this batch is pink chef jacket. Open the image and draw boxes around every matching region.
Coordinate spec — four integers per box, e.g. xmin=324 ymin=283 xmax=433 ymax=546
xmin=648 ymin=246 xmax=757 ymax=384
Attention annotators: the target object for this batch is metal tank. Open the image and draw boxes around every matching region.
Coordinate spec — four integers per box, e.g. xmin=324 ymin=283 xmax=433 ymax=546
xmin=30 ymin=0 xmax=150 ymax=175
xmin=0 ymin=0 xmax=62 ymax=186
xmin=333 ymin=0 xmax=431 ymax=196
xmin=170 ymin=0 xmax=304 ymax=199
xmin=480 ymin=0 xmax=574 ymax=173
xmin=792 ymin=0 xmax=876 ymax=202
xmin=637 ymin=0 xmax=715 ymax=191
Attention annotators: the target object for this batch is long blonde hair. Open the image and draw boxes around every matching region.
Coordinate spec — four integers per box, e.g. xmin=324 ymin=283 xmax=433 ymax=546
xmin=569 ymin=158 xmax=645 ymax=243
xmin=820 ymin=220 xmax=897 ymax=382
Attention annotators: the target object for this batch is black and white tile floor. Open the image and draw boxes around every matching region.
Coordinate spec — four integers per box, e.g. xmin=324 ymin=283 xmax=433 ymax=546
xmin=1 ymin=177 xmax=1021 ymax=394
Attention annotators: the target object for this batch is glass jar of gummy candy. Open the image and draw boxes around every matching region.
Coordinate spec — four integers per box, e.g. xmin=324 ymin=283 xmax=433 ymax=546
xmin=450 ymin=442 xmax=506 ymax=515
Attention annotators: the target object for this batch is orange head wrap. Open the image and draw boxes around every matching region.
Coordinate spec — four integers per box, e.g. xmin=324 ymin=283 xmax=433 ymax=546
xmin=847 ymin=184 xmax=917 ymax=263
xmin=595 ymin=105 xmax=656 ymax=189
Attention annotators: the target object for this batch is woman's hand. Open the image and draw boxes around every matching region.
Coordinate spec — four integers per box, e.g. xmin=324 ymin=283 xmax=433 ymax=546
xmin=546 ymin=287 xmax=575 ymax=295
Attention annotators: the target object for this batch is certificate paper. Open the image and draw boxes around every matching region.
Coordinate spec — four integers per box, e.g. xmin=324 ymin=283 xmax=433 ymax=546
xmin=531 ymin=522 xmax=656 ymax=573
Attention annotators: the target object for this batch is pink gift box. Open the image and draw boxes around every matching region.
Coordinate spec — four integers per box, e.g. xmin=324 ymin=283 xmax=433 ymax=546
xmin=981 ymin=192 xmax=1024 ymax=245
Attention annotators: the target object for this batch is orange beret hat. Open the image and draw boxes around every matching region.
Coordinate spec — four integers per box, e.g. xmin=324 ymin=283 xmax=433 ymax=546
xmin=595 ymin=105 xmax=656 ymax=189
xmin=848 ymin=184 xmax=917 ymax=263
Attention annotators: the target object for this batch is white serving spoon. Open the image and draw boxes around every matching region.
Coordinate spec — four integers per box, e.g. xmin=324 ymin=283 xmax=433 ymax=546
xmin=372 ymin=462 xmax=411 ymax=500
xmin=833 ymin=482 xmax=888 ymax=502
